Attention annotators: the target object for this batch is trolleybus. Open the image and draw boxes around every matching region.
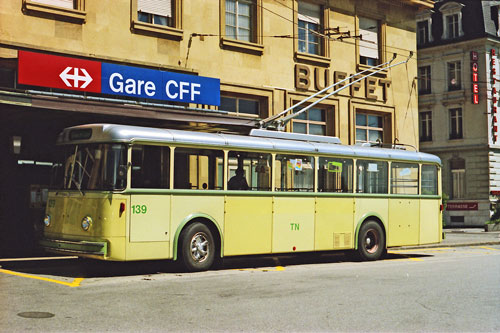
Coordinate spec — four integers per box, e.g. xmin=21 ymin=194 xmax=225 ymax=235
xmin=40 ymin=123 xmax=442 ymax=271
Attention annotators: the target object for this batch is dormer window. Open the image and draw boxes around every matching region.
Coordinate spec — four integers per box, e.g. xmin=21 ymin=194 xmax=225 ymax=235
xmin=439 ymin=2 xmax=464 ymax=40
xmin=416 ymin=9 xmax=433 ymax=45
xmin=445 ymin=14 xmax=460 ymax=39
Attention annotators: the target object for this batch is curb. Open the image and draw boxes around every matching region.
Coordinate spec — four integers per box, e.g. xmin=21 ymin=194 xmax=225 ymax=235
xmin=394 ymin=241 xmax=500 ymax=251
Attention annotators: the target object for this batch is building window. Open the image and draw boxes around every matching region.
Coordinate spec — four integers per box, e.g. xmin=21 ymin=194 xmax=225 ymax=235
xmin=359 ymin=17 xmax=380 ymax=66
xmin=417 ymin=20 xmax=430 ymax=45
xmin=445 ymin=14 xmax=460 ymax=39
xmin=418 ymin=66 xmax=432 ymax=94
xmin=439 ymin=1 xmax=464 ymax=40
xmin=450 ymin=158 xmax=465 ymax=199
xmin=449 ymin=108 xmax=463 ymax=139
xmin=292 ymin=107 xmax=331 ymax=136
xmin=419 ymin=111 xmax=432 ymax=142
xmin=220 ymin=96 xmax=259 ymax=116
xmin=138 ymin=0 xmax=174 ymax=27
xmin=298 ymin=1 xmax=322 ymax=56
xmin=29 ymin=0 xmax=76 ymax=9
xmin=22 ymin=0 xmax=86 ymax=22
xmin=355 ymin=113 xmax=383 ymax=143
xmin=225 ymin=0 xmax=255 ymax=42
xmin=447 ymin=61 xmax=462 ymax=91
xmin=492 ymin=6 xmax=500 ymax=36
xmin=132 ymin=0 xmax=182 ymax=40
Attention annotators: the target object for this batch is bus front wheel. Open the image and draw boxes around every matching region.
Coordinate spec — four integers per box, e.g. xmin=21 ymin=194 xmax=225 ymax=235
xmin=357 ymin=220 xmax=385 ymax=261
xmin=179 ymin=222 xmax=215 ymax=272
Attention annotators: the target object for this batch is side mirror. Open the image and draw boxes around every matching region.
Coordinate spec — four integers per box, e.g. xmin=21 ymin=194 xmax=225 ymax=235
xmin=117 ymin=165 xmax=128 ymax=181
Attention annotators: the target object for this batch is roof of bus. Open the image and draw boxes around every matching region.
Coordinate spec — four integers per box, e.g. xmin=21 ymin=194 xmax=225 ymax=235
xmin=59 ymin=124 xmax=441 ymax=165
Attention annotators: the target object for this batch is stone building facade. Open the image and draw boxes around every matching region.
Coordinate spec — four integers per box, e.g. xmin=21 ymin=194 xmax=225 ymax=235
xmin=417 ymin=0 xmax=500 ymax=226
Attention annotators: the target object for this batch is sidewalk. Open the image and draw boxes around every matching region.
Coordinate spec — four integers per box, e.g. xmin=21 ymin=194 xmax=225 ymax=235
xmin=441 ymin=228 xmax=500 ymax=247
xmin=400 ymin=228 xmax=500 ymax=250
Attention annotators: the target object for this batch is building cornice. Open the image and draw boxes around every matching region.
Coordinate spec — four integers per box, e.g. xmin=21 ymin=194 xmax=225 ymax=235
xmin=402 ymin=0 xmax=434 ymax=10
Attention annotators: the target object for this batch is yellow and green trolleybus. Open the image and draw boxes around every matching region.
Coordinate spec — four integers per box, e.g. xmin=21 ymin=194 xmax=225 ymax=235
xmin=40 ymin=123 xmax=442 ymax=271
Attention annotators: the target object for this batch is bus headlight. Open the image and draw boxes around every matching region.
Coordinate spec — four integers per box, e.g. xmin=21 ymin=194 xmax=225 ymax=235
xmin=81 ymin=216 xmax=93 ymax=231
xmin=43 ymin=215 xmax=51 ymax=227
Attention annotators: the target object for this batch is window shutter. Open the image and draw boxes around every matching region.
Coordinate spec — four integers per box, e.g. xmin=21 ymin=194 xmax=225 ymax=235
xmin=138 ymin=0 xmax=172 ymax=17
xmin=30 ymin=0 xmax=75 ymax=9
xmin=298 ymin=2 xmax=320 ymax=24
xmin=359 ymin=17 xmax=379 ymax=59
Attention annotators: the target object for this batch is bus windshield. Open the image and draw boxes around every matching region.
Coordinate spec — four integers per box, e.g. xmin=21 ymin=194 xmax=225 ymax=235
xmin=51 ymin=144 xmax=127 ymax=191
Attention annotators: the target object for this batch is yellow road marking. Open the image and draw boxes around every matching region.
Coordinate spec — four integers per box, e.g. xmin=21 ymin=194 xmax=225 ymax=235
xmin=237 ymin=266 xmax=285 ymax=272
xmin=390 ymin=247 xmax=452 ymax=253
xmin=0 ymin=269 xmax=83 ymax=287
xmin=479 ymin=246 xmax=499 ymax=251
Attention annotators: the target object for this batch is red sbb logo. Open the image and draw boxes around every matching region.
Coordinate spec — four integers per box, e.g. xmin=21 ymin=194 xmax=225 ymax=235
xmin=18 ymin=51 xmax=101 ymax=93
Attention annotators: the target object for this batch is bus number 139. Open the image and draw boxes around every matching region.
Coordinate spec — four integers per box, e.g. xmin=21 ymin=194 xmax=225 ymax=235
xmin=132 ymin=205 xmax=147 ymax=214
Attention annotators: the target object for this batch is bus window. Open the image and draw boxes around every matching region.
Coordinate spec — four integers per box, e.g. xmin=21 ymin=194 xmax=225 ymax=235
xmin=227 ymin=151 xmax=271 ymax=191
xmin=131 ymin=145 xmax=169 ymax=189
xmin=391 ymin=162 xmax=419 ymax=195
xmin=356 ymin=160 xmax=388 ymax=194
xmin=275 ymin=154 xmax=314 ymax=192
xmin=59 ymin=144 xmax=127 ymax=191
xmin=318 ymin=157 xmax=353 ymax=193
xmin=421 ymin=164 xmax=438 ymax=195
xmin=174 ymin=148 xmax=224 ymax=190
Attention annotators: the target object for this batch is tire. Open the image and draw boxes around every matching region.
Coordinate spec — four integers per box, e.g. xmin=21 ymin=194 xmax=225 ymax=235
xmin=179 ymin=222 xmax=215 ymax=272
xmin=357 ymin=220 xmax=386 ymax=261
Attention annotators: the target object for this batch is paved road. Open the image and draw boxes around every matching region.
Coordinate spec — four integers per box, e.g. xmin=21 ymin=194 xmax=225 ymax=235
xmin=1 ymin=245 xmax=499 ymax=332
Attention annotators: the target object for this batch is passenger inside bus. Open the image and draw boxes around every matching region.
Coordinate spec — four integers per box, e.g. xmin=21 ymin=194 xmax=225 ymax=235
xmin=228 ymin=168 xmax=249 ymax=190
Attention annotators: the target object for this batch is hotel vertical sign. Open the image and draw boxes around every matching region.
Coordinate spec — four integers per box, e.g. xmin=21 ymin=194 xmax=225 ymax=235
xmin=471 ymin=51 xmax=479 ymax=104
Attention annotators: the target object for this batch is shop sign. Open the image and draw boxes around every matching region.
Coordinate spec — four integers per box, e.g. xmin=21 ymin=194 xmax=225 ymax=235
xmin=18 ymin=51 xmax=220 ymax=106
xmin=446 ymin=202 xmax=478 ymax=211
xmin=490 ymin=49 xmax=498 ymax=143
xmin=471 ymin=51 xmax=479 ymax=104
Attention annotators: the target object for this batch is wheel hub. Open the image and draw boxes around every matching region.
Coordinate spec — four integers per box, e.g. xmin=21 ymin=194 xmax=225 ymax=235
xmin=190 ymin=232 xmax=209 ymax=262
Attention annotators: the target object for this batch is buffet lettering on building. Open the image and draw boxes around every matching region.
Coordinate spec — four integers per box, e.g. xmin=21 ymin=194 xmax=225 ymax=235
xmin=294 ymin=64 xmax=392 ymax=102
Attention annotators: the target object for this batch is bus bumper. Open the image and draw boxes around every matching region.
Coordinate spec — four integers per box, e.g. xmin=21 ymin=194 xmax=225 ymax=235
xmin=39 ymin=238 xmax=108 ymax=258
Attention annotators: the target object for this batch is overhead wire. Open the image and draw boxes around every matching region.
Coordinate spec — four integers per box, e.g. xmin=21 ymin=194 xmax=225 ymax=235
xmin=190 ymin=0 xmax=419 ymax=61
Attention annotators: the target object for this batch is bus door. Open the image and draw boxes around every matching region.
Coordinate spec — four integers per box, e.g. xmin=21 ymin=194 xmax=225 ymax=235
xmin=129 ymin=145 xmax=170 ymax=244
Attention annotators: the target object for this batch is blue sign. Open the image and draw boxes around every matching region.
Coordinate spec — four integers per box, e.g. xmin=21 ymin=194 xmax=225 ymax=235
xmin=101 ymin=63 xmax=220 ymax=106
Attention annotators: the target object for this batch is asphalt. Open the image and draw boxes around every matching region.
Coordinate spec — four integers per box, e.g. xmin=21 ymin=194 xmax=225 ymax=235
xmin=0 ymin=228 xmax=499 ymax=263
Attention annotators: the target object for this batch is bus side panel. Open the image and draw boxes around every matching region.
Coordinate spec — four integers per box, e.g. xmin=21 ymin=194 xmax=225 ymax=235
xmin=419 ymin=199 xmax=441 ymax=245
xmin=315 ymin=197 xmax=354 ymax=251
xmin=224 ymin=196 xmax=272 ymax=256
xmin=126 ymin=194 xmax=171 ymax=260
xmin=170 ymin=194 xmax=225 ymax=249
xmin=273 ymin=197 xmax=315 ymax=253
xmin=387 ymin=199 xmax=420 ymax=247
xmin=354 ymin=198 xmax=388 ymax=244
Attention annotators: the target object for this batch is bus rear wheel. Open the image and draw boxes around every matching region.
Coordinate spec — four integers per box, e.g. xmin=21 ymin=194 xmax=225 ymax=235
xmin=357 ymin=220 xmax=385 ymax=261
xmin=179 ymin=222 xmax=215 ymax=272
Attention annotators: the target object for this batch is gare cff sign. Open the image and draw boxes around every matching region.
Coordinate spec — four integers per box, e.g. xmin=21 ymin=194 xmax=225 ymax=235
xmin=17 ymin=51 xmax=220 ymax=106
